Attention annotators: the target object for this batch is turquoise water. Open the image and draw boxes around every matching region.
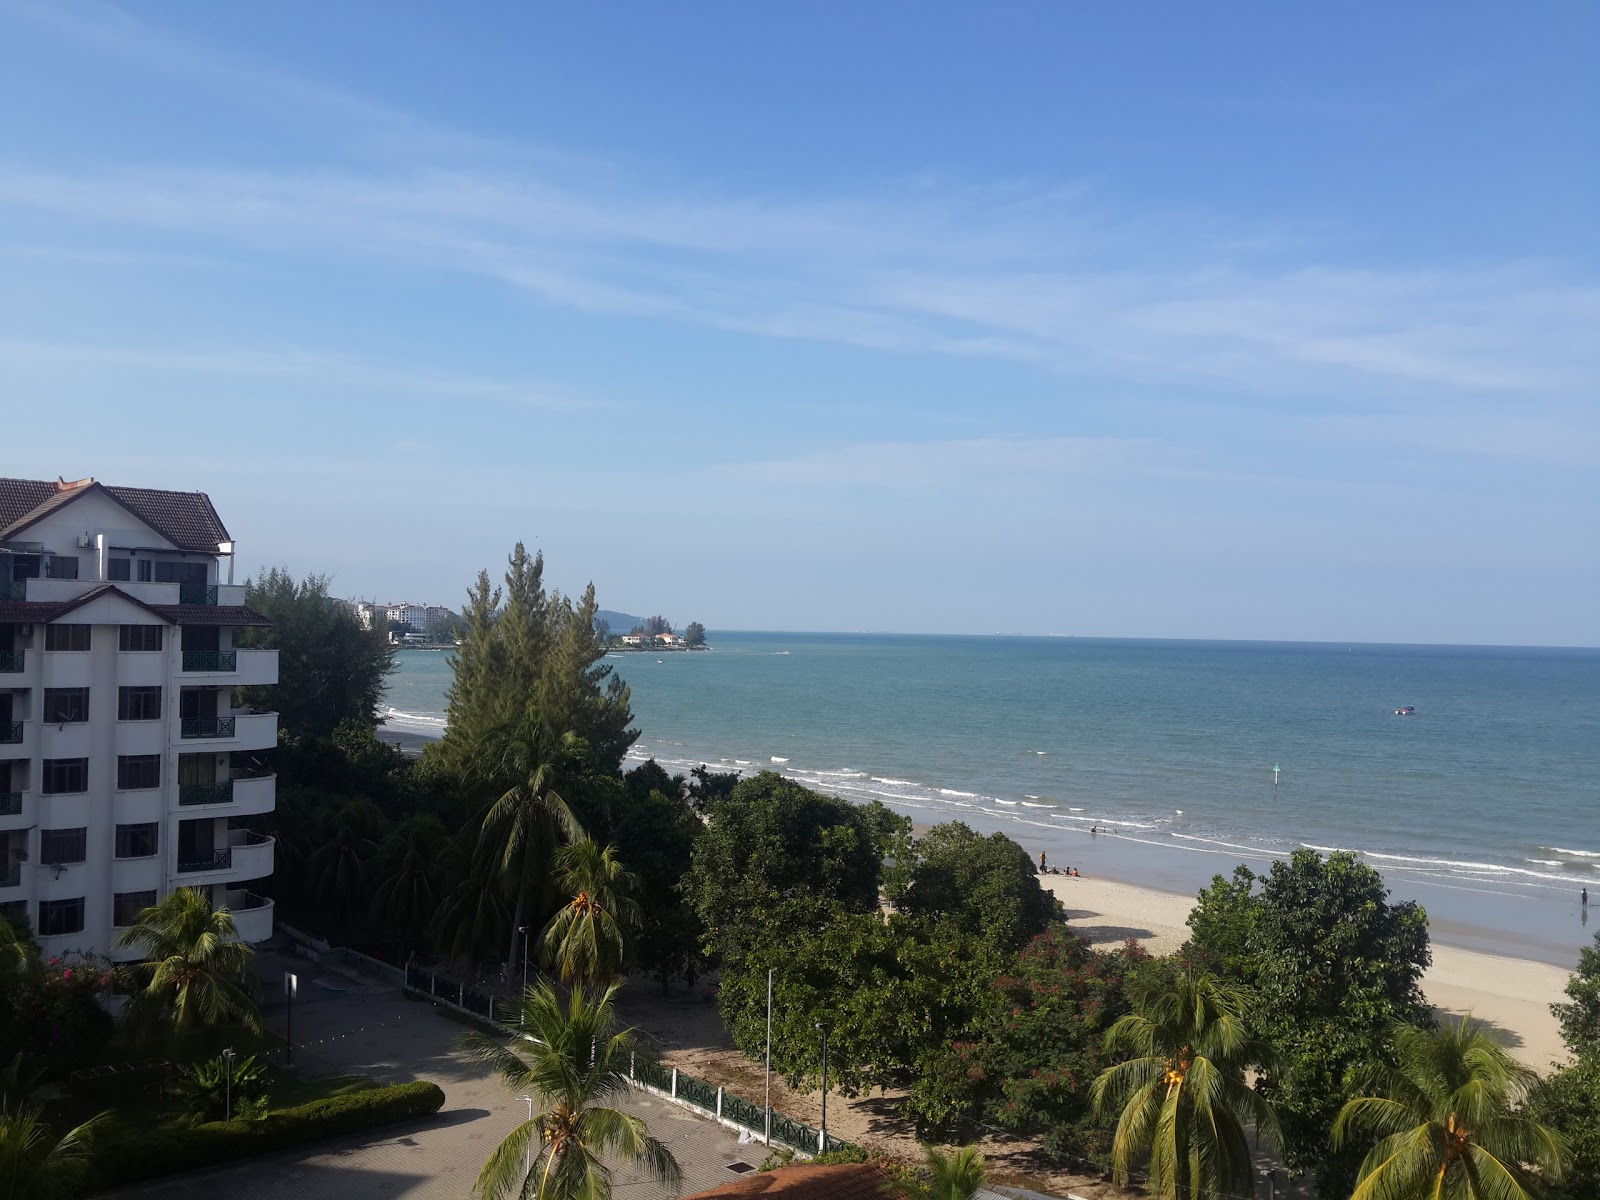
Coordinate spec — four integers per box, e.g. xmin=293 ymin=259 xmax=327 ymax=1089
xmin=383 ymin=633 xmax=1600 ymax=966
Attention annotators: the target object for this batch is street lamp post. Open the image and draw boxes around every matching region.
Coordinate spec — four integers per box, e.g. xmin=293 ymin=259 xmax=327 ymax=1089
xmin=763 ymin=968 xmax=773 ymax=1146
xmin=221 ymin=1048 xmax=236 ymax=1123
xmin=517 ymin=1095 xmax=535 ymax=1179
xmin=813 ymin=1021 xmax=829 ymax=1153
xmin=518 ymin=925 xmax=531 ymax=1020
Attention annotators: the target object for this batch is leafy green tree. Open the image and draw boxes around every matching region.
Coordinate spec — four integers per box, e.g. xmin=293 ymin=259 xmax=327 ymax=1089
xmin=538 ymin=840 xmax=641 ymax=988
xmin=1091 ymin=968 xmax=1276 ymax=1200
xmin=308 ymin=798 xmax=382 ymax=919
xmin=239 ymin=568 xmax=394 ymax=738
xmin=1550 ymin=928 xmax=1600 ymax=1060
xmin=686 ymin=764 xmax=739 ymax=814
xmin=1334 ymin=1016 xmax=1568 ymax=1200
xmin=686 ymin=772 xmax=908 ymax=965
xmin=444 ymin=544 xmax=636 ymax=776
xmin=643 ymin=615 xmax=671 ymax=636
xmin=891 ymin=823 xmax=1061 ymax=954
xmin=1199 ymin=849 xmax=1433 ymax=1193
xmin=910 ymin=928 xmax=1158 ymax=1157
xmin=684 ymin=622 xmax=706 ymax=647
xmin=0 ymin=917 xmax=33 ymax=987
xmin=1527 ymin=1057 xmax=1600 ymax=1200
xmin=609 ymin=770 xmax=703 ymax=992
xmin=0 ymin=1104 xmax=107 ymax=1200
xmin=459 ymin=982 xmax=680 ymax=1200
xmin=116 ymin=888 xmax=262 ymax=1040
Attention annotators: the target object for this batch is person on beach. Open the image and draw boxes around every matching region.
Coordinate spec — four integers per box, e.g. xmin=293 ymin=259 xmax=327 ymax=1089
xmin=1039 ymin=850 xmax=1047 ymax=873
xmin=1584 ymin=888 xmax=1589 ymax=909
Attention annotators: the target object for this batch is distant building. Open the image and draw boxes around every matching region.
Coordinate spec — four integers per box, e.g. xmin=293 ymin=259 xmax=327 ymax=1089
xmin=620 ymin=633 xmax=648 ymax=646
xmin=657 ymin=631 xmax=685 ymax=646
xmin=0 ymin=475 xmax=278 ymax=961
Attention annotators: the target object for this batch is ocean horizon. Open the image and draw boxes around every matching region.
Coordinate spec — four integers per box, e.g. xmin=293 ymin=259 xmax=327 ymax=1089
xmin=382 ymin=631 xmax=1600 ymax=968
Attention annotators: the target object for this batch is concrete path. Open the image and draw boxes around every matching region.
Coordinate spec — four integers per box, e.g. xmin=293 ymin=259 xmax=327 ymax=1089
xmin=109 ymin=951 xmax=768 ymax=1199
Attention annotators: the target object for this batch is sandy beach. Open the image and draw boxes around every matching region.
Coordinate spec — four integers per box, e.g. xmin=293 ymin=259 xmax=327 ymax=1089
xmin=1037 ymin=873 xmax=1571 ymax=1070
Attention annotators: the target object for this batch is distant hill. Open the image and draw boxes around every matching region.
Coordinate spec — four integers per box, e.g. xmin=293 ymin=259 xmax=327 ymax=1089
xmin=595 ymin=609 xmax=645 ymax=632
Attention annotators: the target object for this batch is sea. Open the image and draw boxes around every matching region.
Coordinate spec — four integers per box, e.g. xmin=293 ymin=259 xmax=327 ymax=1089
xmin=382 ymin=633 xmax=1600 ymax=968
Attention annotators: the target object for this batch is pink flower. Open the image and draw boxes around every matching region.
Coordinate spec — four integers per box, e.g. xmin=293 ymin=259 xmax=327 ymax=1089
xmin=62 ymin=968 xmax=73 ymax=980
xmin=49 ymin=956 xmax=60 ymax=965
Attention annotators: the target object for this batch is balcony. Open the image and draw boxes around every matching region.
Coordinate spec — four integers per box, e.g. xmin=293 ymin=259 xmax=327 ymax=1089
xmin=0 ymin=582 xmax=23 ymax=602
xmin=0 ymin=650 xmax=22 ymax=673
xmin=0 ymin=792 xmax=20 ymax=817
xmin=223 ymin=890 xmax=275 ymax=943
xmin=180 ymin=716 xmax=235 ymax=740
xmin=0 ymin=722 xmax=20 ymax=745
xmin=179 ymin=780 xmax=233 ymax=807
xmin=231 ymin=773 xmax=276 ymax=816
xmin=226 ymin=827 xmax=275 ymax=878
xmin=177 ymin=848 xmax=232 ymax=874
xmin=179 ymin=583 xmax=218 ymax=606
xmin=233 ymin=648 xmax=277 ymax=686
xmin=0 ymin=865 xmax=18 ymax=888
xmin=232 ymin=711 xmax=278 ymax=751
xmin=181 ymin=650 xmax=237 ymax=673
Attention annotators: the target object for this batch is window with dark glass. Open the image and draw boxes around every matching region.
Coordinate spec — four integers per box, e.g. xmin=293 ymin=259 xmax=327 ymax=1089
xmin=41 ymin=759 xmax=88 ymax=794
xmin=45 ymin=555 xmax=80 ymax=580
xmin=154 ymin=561 xmax=208 ymax=584
xmin=137 ymin=559 xmax=152 ymax=582
xmin=44 ymin=624 xmax=91 ymax=651
xmin=114 ymin=890 xmax=157 ymax=926
xmin=107 ymin=557 xmax=131 ymax=582
xmin=115 ymin=823 xmax=159 ymax=858
xmin=118 ymin=686 xmax=163 ymax=721
xmin=118 ymin=625 xmax=164 ymax=652
xmin=37 ymin=898 xmax=85 ymax=937
xmin=40 ymin=827 xmax=87 ymax=864
xmin=43 ymin=688 xmax=90 ymax=723
xmin=117 ymin=755 xmax=161 ymax=790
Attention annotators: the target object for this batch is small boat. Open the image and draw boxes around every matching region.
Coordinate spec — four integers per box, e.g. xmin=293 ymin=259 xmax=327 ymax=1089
xmin=1395 ymin=705 xmax=1415 ymax=716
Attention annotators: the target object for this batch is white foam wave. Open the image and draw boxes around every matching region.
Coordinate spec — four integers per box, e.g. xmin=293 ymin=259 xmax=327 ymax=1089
xmin=1021 ymin=801 xmax=1056 ymax=809
xmin=872 ymin=777 xmax=917 ymax=787
xmin=940 ymin=788 xmax=979 ymax=798
xmin=380 ymin=707 xmax=448 ymax=733
xmin=1548 ymin=847 xmax=1600 ymax=858
xmin=994 ymin=798 xmax=1019 ymax=806
xmin=1525 ymin=858 xmax=1564 ymax=866
xmin=770 ymin=756 xmax=788 ymax=764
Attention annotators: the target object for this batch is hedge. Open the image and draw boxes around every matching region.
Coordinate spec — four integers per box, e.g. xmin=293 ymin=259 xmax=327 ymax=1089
xmin=90 ymin=1079 xmax=446 ymax=1189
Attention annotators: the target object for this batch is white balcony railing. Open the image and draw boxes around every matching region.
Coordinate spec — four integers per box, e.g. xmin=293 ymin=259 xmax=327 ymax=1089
xmin=222 ymin=890 xmax=275 ymax=943
xmin=13 ymin=579 xmax=244 ymax=607
xmin=225 ymin=827 xmax=275 ymax=880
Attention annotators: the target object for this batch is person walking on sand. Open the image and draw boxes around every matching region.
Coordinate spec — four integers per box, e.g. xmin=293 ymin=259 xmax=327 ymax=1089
xmin=1584 ymin=887 xmax=1590 ymax=909
xmin=1040 ymin=850 xmax=1047 ymax=873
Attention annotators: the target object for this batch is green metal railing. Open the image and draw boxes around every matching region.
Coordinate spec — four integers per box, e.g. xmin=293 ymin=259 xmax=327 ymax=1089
xmin=677 ymin=1074 xmax=718 ymax=1112
xmin=722 ymin=1092 xmax=765 ymax=1130
xmin=179 ymin=780 xmax=233 ymax=806
xmin=179 ymin=583 xmax=218 ymax=605
xmin=0 ymin=865 xmax=19 ymax=888
xmin=180 ymin=716 xmax=235 ymax=739
xmin=634 ymin=1058 xmax=672 ymax=1092
xmin=0 ymin=722 xmax=20 ymax=745
xmin=0 ymin=581 xmax=24 ymax=602
xmin=181 ymin=650 xmax=236 ymax=672
xmin=0 ymin=793 xmax=20 ymax=817
xmin=0 ymin=650 xmax=22 ymax=672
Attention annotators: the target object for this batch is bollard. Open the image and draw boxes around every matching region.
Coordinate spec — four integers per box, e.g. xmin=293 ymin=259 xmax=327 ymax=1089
xmin=670 ymin=1067 xmax=678 ymax=1098
xmin=716 ymin=1086 xmax=724 ymax=1118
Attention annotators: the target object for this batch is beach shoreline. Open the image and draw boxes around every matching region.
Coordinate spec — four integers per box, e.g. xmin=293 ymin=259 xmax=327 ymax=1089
xmin=378 ymin=720 xmax=1579 ymax=1068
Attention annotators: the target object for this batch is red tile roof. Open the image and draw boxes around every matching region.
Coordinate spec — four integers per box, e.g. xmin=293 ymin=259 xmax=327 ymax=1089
xmin=0 ymin=592 xmax=269 ymax=627
xmin=686 ymin=1164 xmax=898 ymax=1199
xmin=0 ymin=477 xmax=231 ymax=553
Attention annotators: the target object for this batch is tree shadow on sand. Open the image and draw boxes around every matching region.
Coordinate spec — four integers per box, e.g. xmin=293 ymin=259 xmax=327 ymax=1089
xmin=1430 ymin=1006 xmax=1525 ymax=1051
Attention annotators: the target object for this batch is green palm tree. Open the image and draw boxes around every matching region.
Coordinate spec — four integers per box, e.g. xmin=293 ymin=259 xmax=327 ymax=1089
xmin=475 ymin=722 xmax=583 ymax=968
xmin=0 ymin=917 xmax=35 ymax=986
xmin=309 ymin=798 xmax=382 ymax=918
xmin=917 ymin=1144 xmax=987 ymax=1200
xmin=1334 ymin=1015 xmax=1569 ymax=1200
xmin=371 ymin=813 xmax=453 ymax=944
xmin=0 ymin=1104 xmax=107 ymax=1200
xmin=115 ymin=888 xmax=261 ymax=1038
xmin=538 ymin=839 xmax=641 ymax=989
xmin=459 ymin=980 xmax=680 ymax=1200
xmin=1091 ymin=968 xmax=1276 ymax=1200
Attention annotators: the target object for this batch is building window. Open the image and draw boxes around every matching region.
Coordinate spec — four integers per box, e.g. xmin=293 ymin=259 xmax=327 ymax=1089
xmin=44 ymin=624 xmax=91 ymax=652
xmin=40 ymin=827 xmax=88 ymax=864
xmin=36 ymin=898 xmax=85 ymax=937
xmin=115 ymin=823 xmax=159 ymax=858
xmin=45 ymin=555 xmax=79 ymax=580
xmin=42 ymin=688 xmax=90 ymax=724
xmin=114 ymin=890 xmax=157 ymax=926
xmin=118 ymin=686 xmax=163 ymax=721
xmin=154 ymin=561 xmax=208 ymax=584
xmin=117 ymin=755 xmax=161 ymax=790
xmin=107 ymin=557 xmax=131 ymax=582
xmin=118 ymin=625 xmax=164 ymax=652
xmin=137 ymin=559 xmax=153 ymax=583
xmin=41 ymin=759 xmax=88 ymax=794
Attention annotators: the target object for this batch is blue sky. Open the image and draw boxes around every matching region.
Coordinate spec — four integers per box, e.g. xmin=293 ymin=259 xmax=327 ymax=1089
xmin=1 ymin=2 xmax=1595 ymax=645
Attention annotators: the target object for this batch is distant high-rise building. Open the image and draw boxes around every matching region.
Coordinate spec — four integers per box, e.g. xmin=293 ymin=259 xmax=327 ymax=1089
xmin=0 ymin=476 xmax=278 ymax=960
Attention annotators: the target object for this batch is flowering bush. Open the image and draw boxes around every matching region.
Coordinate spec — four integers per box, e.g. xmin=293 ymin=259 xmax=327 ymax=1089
xmin=0 ymin=952 xmax=116 ymax=1072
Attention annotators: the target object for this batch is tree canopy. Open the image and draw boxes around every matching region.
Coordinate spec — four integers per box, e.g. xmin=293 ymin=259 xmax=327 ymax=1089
xmin=891 ymin=822 xmax=1060 ymax=954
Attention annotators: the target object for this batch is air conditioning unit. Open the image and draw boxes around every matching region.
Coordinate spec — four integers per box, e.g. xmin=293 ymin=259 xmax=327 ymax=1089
xmin=75 ymin=533 xmax=94 ymax=548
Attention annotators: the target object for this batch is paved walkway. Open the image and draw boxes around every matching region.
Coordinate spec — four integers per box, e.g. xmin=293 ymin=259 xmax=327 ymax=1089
xmin=110 ymin=952 xmax=767 ymax=1199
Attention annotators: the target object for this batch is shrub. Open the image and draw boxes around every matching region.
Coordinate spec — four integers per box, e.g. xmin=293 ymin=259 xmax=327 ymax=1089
xmin=91 ymin=1079 xmax=445 ymax=1188
xmin=172 ymin=1052 xmax=272 ymax=1123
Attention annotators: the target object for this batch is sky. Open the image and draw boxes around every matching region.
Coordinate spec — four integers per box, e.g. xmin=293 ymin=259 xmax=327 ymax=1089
xmin=1 ymin=2 xmax=1596 ymax=645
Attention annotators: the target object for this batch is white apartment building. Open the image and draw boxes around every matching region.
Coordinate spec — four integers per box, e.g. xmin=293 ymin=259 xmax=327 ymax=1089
xmin=0 ymin=476 xmax=278 ymax=962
